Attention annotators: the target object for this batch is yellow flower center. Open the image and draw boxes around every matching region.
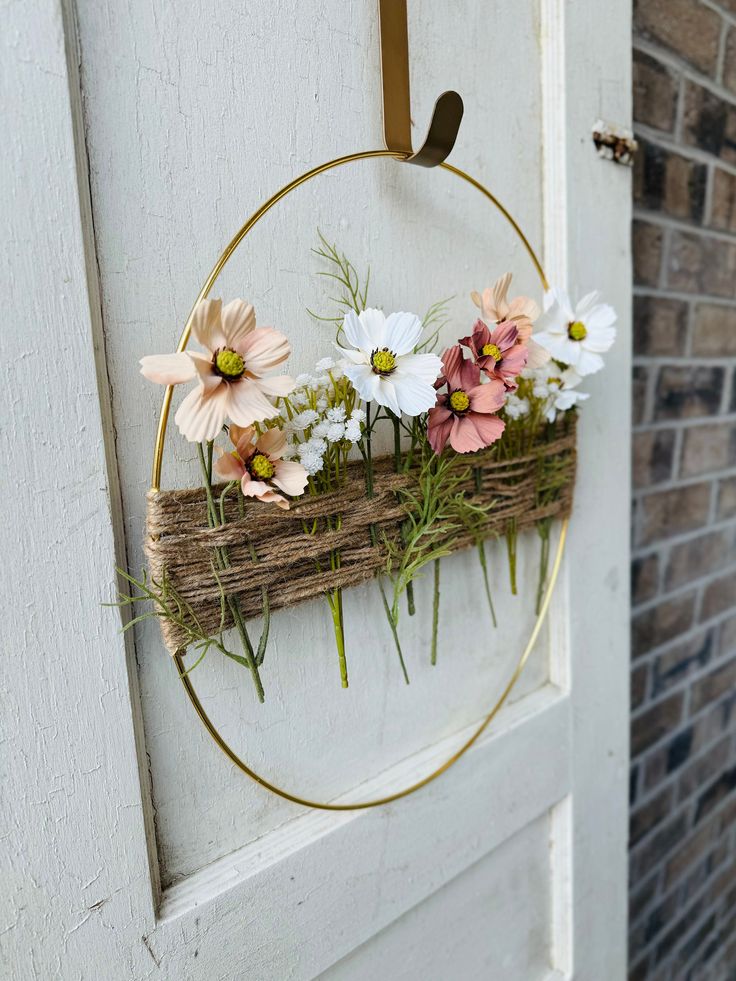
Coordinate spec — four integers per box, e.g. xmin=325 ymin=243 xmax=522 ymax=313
xmin=371 ymin=348 xmax=397 ymax=375
xmin=250 ymin=453 xmax=275 ymax=479
xmin=547 ymin=376 xmax=562 ymax=386
xmin=449 ymin=389 xmax=470 ymax=412
xmin=215 ymin=348 xmax=246 ymax=379
xmin=481 ymin=342 xmax=502 ymax=362
xmin=568 ymin=320 xmax=587 ymax=341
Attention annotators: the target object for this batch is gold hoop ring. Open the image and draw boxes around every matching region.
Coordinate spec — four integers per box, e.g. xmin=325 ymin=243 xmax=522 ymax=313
xmin=152 ymin=149 xmax=567 ymax=811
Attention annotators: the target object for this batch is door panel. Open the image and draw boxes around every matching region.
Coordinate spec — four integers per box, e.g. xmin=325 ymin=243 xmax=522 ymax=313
xmin=5 ymin=0 xmax=631 ymax=977
xmin=74 ymin=0 xmax=549 ymax=887
xmin=323 ymin=812 xmax=556 ymax=981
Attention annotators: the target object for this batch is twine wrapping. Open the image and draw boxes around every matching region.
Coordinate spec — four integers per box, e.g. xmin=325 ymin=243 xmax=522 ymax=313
xmin=145 ymin=419 xmax=576 ymax=652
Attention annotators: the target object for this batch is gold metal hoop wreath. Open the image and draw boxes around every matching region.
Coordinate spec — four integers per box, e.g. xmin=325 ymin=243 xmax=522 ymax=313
xmin=151 ymin=149 xmax=569 ymax=811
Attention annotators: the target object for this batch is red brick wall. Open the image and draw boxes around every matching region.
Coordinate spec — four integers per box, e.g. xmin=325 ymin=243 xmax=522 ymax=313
xmin=631 ymin=1 xmax=736 ymax=978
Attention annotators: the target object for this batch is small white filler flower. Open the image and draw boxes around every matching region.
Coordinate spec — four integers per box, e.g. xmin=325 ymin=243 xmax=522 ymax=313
xmin=339 ymin=308 xmax=442 ymax=416
xmin=534 ymin=288 xmax=617 ymax=376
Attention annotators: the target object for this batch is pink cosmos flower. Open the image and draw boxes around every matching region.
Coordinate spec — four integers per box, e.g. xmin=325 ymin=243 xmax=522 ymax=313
xmin=214 ymin=425 xmax=308 ymax=510
xmin=140 ymin=299 xmax=294 ymax=443
xmin=460 ymin=319 xmax=529 ymax=391
xmin=471 ymin=272 xmax=550 ymax=369
xmin=427 ymin=346 xmax=506 ymax=454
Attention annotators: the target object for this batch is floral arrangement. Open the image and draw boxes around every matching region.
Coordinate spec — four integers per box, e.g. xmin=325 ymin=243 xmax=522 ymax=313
xmin=119 ymin=237 xmax=616 ymax=702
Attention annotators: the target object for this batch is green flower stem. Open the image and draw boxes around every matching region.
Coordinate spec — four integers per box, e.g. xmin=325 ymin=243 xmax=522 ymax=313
xmin=362 ymin=406 xmax=410 ymax=683
xmin=476 ymin=540 xmax=498 ymax=628
xmin=506 ymin=518 xmax=518 ymax=596
xmin=237 ymin=488 xmax=271 ymax=667
xmin=391 ymin=411 xmax=415 ymax=617
xmin=535 ymin=520 xmax=552 ymax=616
xmin=431 ymin=558 xmax=441 ymax=666
xmin=196 ymin=443 xmax=265 ymax=703
xmin=327 ymin=512 xmax=348 ymax=687
xmin=378 ymin=580 xmax=410 ymax=685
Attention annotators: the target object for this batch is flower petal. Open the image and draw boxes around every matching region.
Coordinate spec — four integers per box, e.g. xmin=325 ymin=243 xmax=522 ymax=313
xmin=357 ymin=308 xmax=389 ymax=348
xmin=574 ymin=291 xmax=602 ymax=319
xmin=449 ymin=415 xmax=487 ymax=453
xmin=575 ymin=348 xmax=605 ymax=375
xmin=230 ymin=424 xmax=256 ymax=459
xmin=257 ymin=374 xmax=295 ymax=397
xmin=524 ymin=338 xmax=551 ymax=369
xmin=272 ymin=459 xmax=309 ymax=496
xmin=239 ymin=327 xmax=290 ymax=374
xmin=256 ymin=427 xmax=287 ymax=459
xmin=214 ymin=449 xmax=245 ymax=482
xmin=241 ymin=475 xmax=290 ymax=509
xmin=393 ymin=373 xmax=439 ymax=415
xmin=221 ymin=299 xmax=256 ymax=349
xmin=469 ymin=411 xmax=505 ymax=447
xmin=468 ymin=379 xmax=505 ymax=413
xmin=191 ymin=299 xmax=225 ymax=352
xmin=190 ymin=353 xmax=223 ymax=395
xmin=586 ymin=303 xmax=617 ymax=330
xmin=493 ymin=320 xmax=519 ymax=351
xmin=427 ymin=405 xmax=454 ymax=454
xmin=583 ymin=323 xmax=616 ymax=353
xmin=395 ymin=352 xmax=443 ymax=384
xmin=227 ymin=378 xmax=279 ymax=426
xmin=344 ymin=362 xmax=381 ymax=403
xmin=140 ymin=352 xmax=198 ymax=386
xmin=441 ymin=345 xmax=480 ymax=390
xmin=174 ymin=385 xmax=228 ymax=442
xmin=384 ymin=311 xmax=423 ymax=355
xmin=491 ymin=273 xmax=513 ymax=320
xmin=343 ymin=310 xmax=374 ymax=353
xmin=373 ymin=377 xmax=401 ymax=415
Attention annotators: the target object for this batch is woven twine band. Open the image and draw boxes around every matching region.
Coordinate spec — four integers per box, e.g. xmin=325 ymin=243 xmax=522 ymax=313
xmin=145 ymin=419 xmax=577 ymax=653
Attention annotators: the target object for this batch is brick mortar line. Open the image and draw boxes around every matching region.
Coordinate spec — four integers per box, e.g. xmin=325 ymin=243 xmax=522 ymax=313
xmin=630 ymin=798 xmax=731 ymax=928
xmin=701 ymin=0 xmax=736 ymax=31
xmin=630 ymin=743 xmax=736 ymax=863
xmin=631 ymin=552 xmax=736 ymax=617
xmin=633 ymin=356 xmax=736 ymax=367
xmin=631 ymin=411 xmax=736 ymax=435
xmin=631 ymin=554 xmax=736 ymax=615
xmin=634 ymin=35 xmax=736 ymax=108
xmin=630 ymin=865 xmax=735 ymax=977
xmin=632 ymin=515 xmax=736 ymax=564
xmin=633 ymin=511 xmax=736 ymax=554
xmin=633 ymin=285 xmax=736 ymax=305
xmin=630 ymin=603 xmax=736 ymax=670
xmin=632 ymin=468 xmax=736 ymax=500
xmin=633 ymin=207 xmax=736 ymax=248
xmin=630 ymin=645 xmax=736 ymax=730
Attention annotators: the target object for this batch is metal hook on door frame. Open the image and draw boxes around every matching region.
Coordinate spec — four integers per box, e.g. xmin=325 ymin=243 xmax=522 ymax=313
xmin=377 ymin=0 xmax=464 ymax=167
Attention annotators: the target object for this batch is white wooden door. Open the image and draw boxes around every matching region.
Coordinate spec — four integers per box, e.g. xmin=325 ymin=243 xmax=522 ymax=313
xmin=3 ymin=1 xmax=632 ymax=979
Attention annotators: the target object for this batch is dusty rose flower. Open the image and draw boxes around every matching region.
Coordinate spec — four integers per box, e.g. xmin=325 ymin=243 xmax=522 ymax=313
xmin=215 ymin=425 xmax=308 ymax=510
xmin=140 ymin=299 xmax=294 ymax=442
xmin=460 ymin=319 xmax=529 ymax=391
xmin=471 ymin=272 xmax=549 ymax=369
xmin=427 ymin=346 xmax=505 ymax=454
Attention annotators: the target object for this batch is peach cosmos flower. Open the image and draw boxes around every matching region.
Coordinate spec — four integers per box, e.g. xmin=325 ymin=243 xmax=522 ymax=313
xmin=214 ymin=425 xmax=308 ymax=510
xmin=140 ymin=299 xmax=294 ymax=443
xmin=427 ymin=346 xmax=506 ymax=454
xmin=471 ymin=272 xmax=550 ymax=370
xmin=460 ymin=319 xmax=529 ymax=391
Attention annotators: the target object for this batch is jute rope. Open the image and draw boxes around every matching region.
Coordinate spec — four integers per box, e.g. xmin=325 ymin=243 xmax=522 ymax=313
xmin=145 ymin=420 xmax=576 ymax=653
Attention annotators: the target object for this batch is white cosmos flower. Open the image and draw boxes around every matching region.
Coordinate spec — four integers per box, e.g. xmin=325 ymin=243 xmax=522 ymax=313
xmin=534 ymin=288 xmax=617 ymax=376
xmin=533 ymin=366 xmax=589 ymax=422
xmin=339 ymin=308 xmax=443 ymax=416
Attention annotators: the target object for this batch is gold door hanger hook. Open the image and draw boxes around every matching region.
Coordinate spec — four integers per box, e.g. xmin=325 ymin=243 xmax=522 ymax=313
xmin=378 ymin=0 xmax=464 ymax=167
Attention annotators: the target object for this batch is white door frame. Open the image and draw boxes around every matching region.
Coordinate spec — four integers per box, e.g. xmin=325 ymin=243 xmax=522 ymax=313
xmin=2 ymin=1 xmax=631 ymax=978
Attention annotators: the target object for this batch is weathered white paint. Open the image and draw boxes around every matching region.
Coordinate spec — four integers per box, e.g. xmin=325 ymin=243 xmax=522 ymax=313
xmin=2 ymin=0 xmax=631 ymax=978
